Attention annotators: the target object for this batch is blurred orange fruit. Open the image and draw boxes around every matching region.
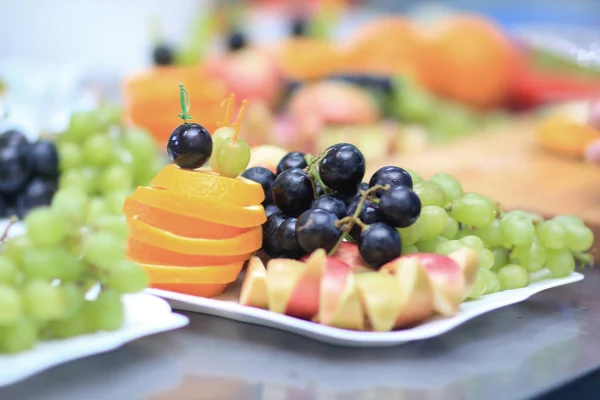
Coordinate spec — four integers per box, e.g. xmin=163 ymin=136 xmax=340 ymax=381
xmin=417 ymin=15 xmax=517 ymax=109
xmin=151 ymin=282 xmax=229 ymax=297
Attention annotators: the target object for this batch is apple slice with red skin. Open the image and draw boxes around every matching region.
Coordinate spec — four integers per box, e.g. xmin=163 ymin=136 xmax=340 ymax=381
xmin=355 ymin=273 xmax=401 ymax=332
xmin=448 ymin=248 xmax=480 ymax=299
xmin=240 ymin=256 xmax=269 ymax=309
xmin=284 ymin=249 xmax=327 ymax=319
xmin=380 ymin=256 xmax=435 ymax=328
xmin=390 ymin=253 xmax=465 ymax=317
xmin=318 ymin=257 xmax=364 ymax=330
xmin=266 ymin=258 xmax=305 ymax=315
xmin=300 ymin=242 xmax=373 ymax=273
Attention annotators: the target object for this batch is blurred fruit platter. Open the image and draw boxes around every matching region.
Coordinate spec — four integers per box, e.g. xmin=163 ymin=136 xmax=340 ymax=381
xmin=0 ymin=3 xmax=598 ymax=359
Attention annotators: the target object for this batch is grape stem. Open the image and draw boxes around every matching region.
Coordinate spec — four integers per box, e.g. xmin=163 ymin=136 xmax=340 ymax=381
xmin=178 ymin=83 xmax=193 ymax=123
xmin=327 ymin=184 xmax=389 ymax=256
xmin=0 ymin=216 xmax=17 ymax=243
xmin=573 ymin=251 xmax=595 ymax=269
xmin=305 ymin=149 xmax=333 ymax=196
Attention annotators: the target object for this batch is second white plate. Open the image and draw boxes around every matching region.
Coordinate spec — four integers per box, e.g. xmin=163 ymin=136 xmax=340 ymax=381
xmin=0 ymin=293 xmax=189 ymax=388
xmin=148 ymin=272 xmax=583 ymax=347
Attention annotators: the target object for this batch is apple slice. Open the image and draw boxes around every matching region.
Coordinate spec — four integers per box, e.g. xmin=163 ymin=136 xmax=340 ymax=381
xmin=402 ymin=253 xmax=465 ymax=317
xmin=266 ymin=258 xmax=305 ymax=315
xmin=317 ymin=257 xmax=363 ymax=330
xmin=448 ymin=248 xmax=480 ymax=299
xmin=240 ymin=256 xmax=269 ymax=309
xmin=324 ymin=273 xmax=365 ymax=331
xmin=355 ymin=273 xmax=401 ymax=332
xmin=285 ymin=249 xmax=327 ymax=319
xmin=381 ymin=257 xmax=435 ymax=328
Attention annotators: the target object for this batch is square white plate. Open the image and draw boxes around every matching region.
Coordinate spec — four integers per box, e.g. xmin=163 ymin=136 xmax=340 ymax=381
xmin=0 ymin=293 xmax=189 ymax=387
xmin=147 ymin=272 xmax=583 ymax=348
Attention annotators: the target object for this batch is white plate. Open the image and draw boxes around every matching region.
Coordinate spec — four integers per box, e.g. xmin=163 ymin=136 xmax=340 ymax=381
xmin=0 ymin=293 xmax=189 ymax=387
xmin=147 ymin=272 xmax=583 ymax=348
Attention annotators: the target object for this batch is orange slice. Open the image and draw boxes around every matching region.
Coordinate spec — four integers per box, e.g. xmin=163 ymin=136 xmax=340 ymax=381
xmin=123 ymin=197 xmax=250 ymax=239
xmin=126 ymin=238 xmax=251 ymax=266
xmin=127 ymin=217 xmax=262 ymax=255
xmin=132 ymin=186 xmax=266 ymax=228
xmin=151 ymin=164 xmax=264 ymax=206
xmin=141 ymin=261 xmax=244 ymax=284
xmin=151 ymin=282 xmax=228 ymax=297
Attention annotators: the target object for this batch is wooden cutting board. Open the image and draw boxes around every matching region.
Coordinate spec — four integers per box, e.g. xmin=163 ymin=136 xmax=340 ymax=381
xmin=369 ymin=120 xmax=600 ymax=258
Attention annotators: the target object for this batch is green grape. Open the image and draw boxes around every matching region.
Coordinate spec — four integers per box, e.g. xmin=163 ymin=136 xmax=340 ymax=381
xmin=545 ymin=249 xmax=575 ymax=278
xmin=24 ymin=247 xmax=74 ymax=280
xmin=491 ymin=247 xmax=509 ymax=270
xmin=0 ymin=256 xmax=18 ymax=285
xmin=2 ymin=235 xmax=31 ymax=267
xmin=476 ymin=218 xmax=504 ymax=247
xmin=553 ymin=214 xmax=585 ymax=227
xmin=456 ymin=228 xmax=477 ymax=239
xmin=123 ymin=128 xmax=158 ymax=163
xmin=440 ymin=216 xmax=459 ymax=239
xmin=0 ymin=318 xmax=37 ymax=353
xmin=404 ymin=168 xmax=424 ymax=185
xmin=104 ymin=191 xmax=128 ymax=215
xmin=90 ymin=215 xmax=129 ymax=241
xmin=0 ymin=284 xmax=23 ymax=324
xmin=58 ymin=141 xmax=83 ymax=170
xmin=416 ymin=236 xmax=448 ymax=253
xmin=82 ymin=231 xmax=125 ymax=270
xmin=398 ymin=223 xmax=421 ymax=246
xmin=99 ymin=165 xmax=134 ymax=193
xmin=134 ymin=155 xmax=166 ymax=186
xmin=479 ymin=248 xmax=495 ymax=269
xmin=564 ymin=224 xmax=594 ymax=252
xmin=82 ymin=134 xmax=116 ymax=167
xmin=107 ymin=260 xmax=149 ymax=293
xmin=215 ymin=137 xmax=251 ymax=178
xmin=81 ymin=166 xmax=100 ymax=193
xmin=500 ymin=214 xmax=534 ymax=246
xmin=24 ymin=207 xmax=68 ymax=247
xmin=460 ymin=235 xmax=484 ymax=252
xmin=512 ymin=238 xmax=546 ymax=273
xmin=51 ymin=188 xmax=89 ymax=228
xmin=86 ymin=197 xmax=109 ymax=223
xmin=413 ymin=182 xmax=446 ymax=207
xmin=429 ymin=173 xmax=464 ymax=203
xmin=484 ymin=270 xmax=501 ymax=294
xmin=23 ymin=280 xmax=67 ymax=321
xmin=435 ymin=239 xmax=465 ymax=255
xmin=50 ymin=313 xmax=87 ymax=338
xmin=402 ymin=244 xmax=419 ymax=254
xmin=468 ymin=269 xmax=492 ymax=299
xmin=210 ymin=126 xmax=235 ymax=170
xmin=59 ymin=169 xmax=91 ymax=194
xmin=97 ymin=102 xmax=123 ymax=127
xmin=84 ymin=290 xmax=125 ymax=331
xmin=538 ymin=220 xmax=567 ymax=249
xmin=62 ymin=110 xmax=101 ymax=143
xmin=417 ymin=206 xmax=448 ymax=241
xmin=61 ymin=282 xmax=85 ymax=320
xmin=394 ymin=78 xmax=436 ymax=122
xmin=497 ymin=264 xmax=529 ymax=290
xmin=450 ymin=193 xmax=496 ymax=228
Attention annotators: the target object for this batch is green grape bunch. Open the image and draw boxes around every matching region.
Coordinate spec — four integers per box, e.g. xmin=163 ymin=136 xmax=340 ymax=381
xmin=400 ymin=171 xmax=595 ymax=300
xmin=0 ymin=189 xmax=149 ymax=354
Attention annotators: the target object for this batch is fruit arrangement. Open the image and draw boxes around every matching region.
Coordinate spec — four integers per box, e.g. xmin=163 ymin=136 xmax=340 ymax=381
xmin=124 ymin=85 xmax=264 ymax=297
xmin=0 ymin=130 xmax=59 ymax=219
xmin=0 ymin=191 xmax=149 ymax=353
xmin=237 ymin=140 xmax=594 ymax=330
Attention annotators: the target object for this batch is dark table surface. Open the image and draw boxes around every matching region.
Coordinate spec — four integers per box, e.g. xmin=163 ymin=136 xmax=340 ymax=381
xmin=2 ymin=268 xmax=599 ymax=400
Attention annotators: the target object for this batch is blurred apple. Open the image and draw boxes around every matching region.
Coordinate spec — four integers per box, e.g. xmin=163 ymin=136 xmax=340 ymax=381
xmin=248 ymin=144 xmax=288 ymax=173
xmin=240 ymin=256 xmax=269 ymax=309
